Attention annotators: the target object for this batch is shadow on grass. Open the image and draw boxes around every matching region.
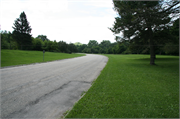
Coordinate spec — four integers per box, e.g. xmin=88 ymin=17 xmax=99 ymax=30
xmin=133 ymin=57 xmax=179 ymax=62
xmin=128 ymin=57 xmax=179 ymax=71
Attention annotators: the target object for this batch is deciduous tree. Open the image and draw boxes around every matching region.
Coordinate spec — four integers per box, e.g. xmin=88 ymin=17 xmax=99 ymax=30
xmin=109 ymin=1 xmax=179 ymax=65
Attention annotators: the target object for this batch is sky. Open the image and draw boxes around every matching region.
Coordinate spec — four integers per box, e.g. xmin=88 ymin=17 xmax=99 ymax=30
xmin=1 ymin=0 xmax=118 ymax=44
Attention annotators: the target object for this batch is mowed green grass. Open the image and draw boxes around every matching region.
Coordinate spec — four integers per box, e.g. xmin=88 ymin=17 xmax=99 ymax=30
xmin=1 ymin=50 xmax=85 ymax=67
xmin=66 ymin=54 xmax=179 ymax=118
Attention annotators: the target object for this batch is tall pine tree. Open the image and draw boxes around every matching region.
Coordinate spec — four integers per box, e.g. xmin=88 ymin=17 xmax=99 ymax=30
xmin=12 ymin=11 xmax=32 ymax=50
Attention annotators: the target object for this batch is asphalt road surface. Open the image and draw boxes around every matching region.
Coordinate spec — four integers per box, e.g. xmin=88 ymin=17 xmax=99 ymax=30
xmin=1 ymin=54 xmax=108 ymax=118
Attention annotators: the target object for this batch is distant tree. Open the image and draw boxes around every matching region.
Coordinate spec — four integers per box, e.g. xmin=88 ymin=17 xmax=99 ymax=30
xmin=77 ymin=44 xmax=87 ymax=53
xmin=112 ymin=43 xmax=120 ymax=54
xmin=88 ymin=40 xmax=98 ymax=48
xmin=12 ymin=11 xmax=32 ymax=50
xmin=74 ymin=42 xmax=83 ymax=46
xmin=68 ymin=43 xmax=78 ymax=53
xmin=163 ymin=19 xmax=179 ymax=55
xmin=82 ymin=48 xmax=91 ymax=53
xmin=99 ymin=40 xmax=111 ymax=49
xmin=58 ymin=41 xmax=68 ymax=53
xmin=32 ymin=38 xmax=44 ymax=51
xmin=52 ymin=40 xmax=59 ymax=52
xmin=92 ymin=46 xmax=100 ymax=53
xmin=46 ymin=40 xmax=54 ymax=52
xmin=1 ymin=31 xmax=9 ymax=49
xmin=36 ymin=35 xmax=49 ymax=42
xmin=1 ymin=30 xmax=18 ymax=49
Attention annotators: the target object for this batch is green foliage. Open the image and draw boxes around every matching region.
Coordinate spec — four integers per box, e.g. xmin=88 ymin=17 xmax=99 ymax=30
xmin=58 ymin=41 xmax=68 ymax=53
xmin=74 ymin=42 xmax=83 ymax=46
xmin=99 ymin=40 xmax=111 ymax=49
xmin=36 ymin=35 xmax=49 ymax=42
xmin=76 ymin=40 xmax=131 ymax=54
xmin=66 ymin=55 xmax=179 ymax=118
xmin=1 ymin=30 xmax=18 ymax=50
xmin=1 ymin=50 xmax=85 ymax=67
xmin=76 ymin=44 xmax=87 ymax=53
xmin=88 ymin=40 xmax=98 ymax=48
xmin=82 ymin=48 xmax=92 ymax=53
xmin=163 ymin=19 xmax=179 ymax=55
xmin=68 ymin=43 xmax=78 ymax=53
xmin=1 ymin=37 xmax=9 ymax=49
xmin=32 ymin=38 xmax=44 ymax=51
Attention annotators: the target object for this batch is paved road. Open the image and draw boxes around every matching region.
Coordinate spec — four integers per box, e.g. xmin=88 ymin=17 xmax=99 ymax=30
xmin=1 ymin=54 xmax=108 ymax=118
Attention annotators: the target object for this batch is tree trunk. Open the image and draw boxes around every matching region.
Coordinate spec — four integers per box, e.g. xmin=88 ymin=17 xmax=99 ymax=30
xmin=150 ymin=38 xmax=155 ymax=65
xmin=149 ymin=27 xmax=155 ymax=65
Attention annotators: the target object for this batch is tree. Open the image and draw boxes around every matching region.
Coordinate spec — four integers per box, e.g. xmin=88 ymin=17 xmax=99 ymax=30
xmin=76 ymin=44 xmax=87 ymax=53
xmin=92 ymin=46 xmax=100 ymax=53
xmin=82 ymin=48 xmax=91 ymax=53
xmin=88 ymin=40 xmax=98 ymax=48
xmin=32 ymin=38 xmax=44 ymax=51
xmin=74 ymin=42 xmax=83 ymax=46
xmin=58 ymin=41 xmax=68 ymax=53
xmin=163 ymin=18 xmax=179 ymax=55
xmin=12 ymin=11 xmax=32 ymax=50
xmin=68 ymin=43 xmax=78 ymax=53
xmin=36 ymin=35 xmax=49 ymax=42
xmin=99 ymin=40 xmax=111 ymax=49
xmin=1 ymin=30 xmax=18 ymax=50
xmin=109 ymin=1 xmax=179 ymax=65
xmin=1 ymin=31 xmax=10 ymax=49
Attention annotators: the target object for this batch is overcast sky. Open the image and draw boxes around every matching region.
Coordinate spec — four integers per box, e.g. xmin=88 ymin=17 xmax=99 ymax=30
xmin=1 ymin=0 xmax=118 ymax=44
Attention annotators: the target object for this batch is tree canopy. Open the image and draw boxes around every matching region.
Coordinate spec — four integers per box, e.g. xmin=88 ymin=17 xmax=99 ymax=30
xmin=36 ymin=35 xmax=49 ymax=42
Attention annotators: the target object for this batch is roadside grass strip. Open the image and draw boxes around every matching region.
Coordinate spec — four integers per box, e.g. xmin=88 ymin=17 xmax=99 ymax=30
xmin=66 ymin=54 xmax=179 ymax=118
xmin=1 ymin=50 xmax=85 ymax=67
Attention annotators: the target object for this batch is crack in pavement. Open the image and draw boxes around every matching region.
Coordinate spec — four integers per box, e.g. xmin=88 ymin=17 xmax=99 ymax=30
xmin=5 ymin=80 xmax=92 ymax=118
xmin=1 ymin=59 xmax=92 ymax=97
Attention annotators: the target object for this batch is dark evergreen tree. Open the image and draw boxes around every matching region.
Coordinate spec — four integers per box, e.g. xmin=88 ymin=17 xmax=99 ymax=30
xmin=12 ymin=11 xmax=32 ymax=50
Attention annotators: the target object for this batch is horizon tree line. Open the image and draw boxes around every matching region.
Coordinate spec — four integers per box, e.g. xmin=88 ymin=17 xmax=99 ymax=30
xmin=1 ymin=2 xmax=179 ymax=57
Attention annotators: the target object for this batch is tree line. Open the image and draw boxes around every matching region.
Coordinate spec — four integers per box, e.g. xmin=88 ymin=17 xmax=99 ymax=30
xmin=1 ymin=11 xmax=77 ymax=53
xmin=1 ymin=18 xmax=178 ymax=55
xmin=1 ymin=32 xmax=78 ymax=53
xmin=1 ymin=27 xmax=178 ymax=55
xmin=1 ymin=2 xmax=179 ymax=58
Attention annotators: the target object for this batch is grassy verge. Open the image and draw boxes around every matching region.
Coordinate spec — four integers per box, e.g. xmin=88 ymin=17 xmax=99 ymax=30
xmin=66 ymin=54 xmax=179 ymax=118
xmin=1 ymin=50 xmax=85 ymax=67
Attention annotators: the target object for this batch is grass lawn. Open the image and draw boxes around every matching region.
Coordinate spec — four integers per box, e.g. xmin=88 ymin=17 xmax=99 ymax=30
xmin=65 ymin=54 xmax=179 ymax=118
xmin=1 ymin=50 xmax=85 ymax=67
